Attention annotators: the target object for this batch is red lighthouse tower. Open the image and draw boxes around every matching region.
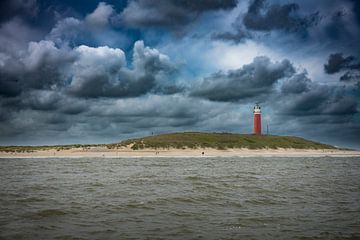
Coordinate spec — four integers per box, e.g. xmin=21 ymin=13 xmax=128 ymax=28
xmin=253 ymin=103 xmax=261 ymax=135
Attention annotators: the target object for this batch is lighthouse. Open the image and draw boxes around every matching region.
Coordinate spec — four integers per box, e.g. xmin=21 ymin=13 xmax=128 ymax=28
xmin=253 ymin=103 xmax=261 ymax=135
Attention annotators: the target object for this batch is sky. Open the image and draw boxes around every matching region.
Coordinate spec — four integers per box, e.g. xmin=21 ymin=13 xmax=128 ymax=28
xmin=0 ymin=0 xmax=359 ymax=148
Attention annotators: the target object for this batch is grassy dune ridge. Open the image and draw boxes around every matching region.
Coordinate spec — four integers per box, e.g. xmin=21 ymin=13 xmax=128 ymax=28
xmin=0 ymin=132 xmax=337 ymax=153
xmin=0 ymin=144 xmax=101 ymax=153
xmin=116 ymin=132 xmax=336 ymax=150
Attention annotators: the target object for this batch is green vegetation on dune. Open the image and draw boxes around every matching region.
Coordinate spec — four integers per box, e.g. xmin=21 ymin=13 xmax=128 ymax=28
xmin=0 ymin=132 xmax=337 ymax=152
xmin=115 ymin=132 xmax=336 ymax=150
xmin=0 ymin=144 xmax=99 ymax=153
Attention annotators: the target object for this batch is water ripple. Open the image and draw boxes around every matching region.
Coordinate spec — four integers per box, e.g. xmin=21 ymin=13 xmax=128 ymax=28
xmin=0 ymin=156 xmax=359 ymax=239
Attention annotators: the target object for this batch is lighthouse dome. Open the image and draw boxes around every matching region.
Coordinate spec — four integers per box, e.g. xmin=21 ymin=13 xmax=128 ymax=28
xmin=254 ymin=103 xmax=261 ymax=113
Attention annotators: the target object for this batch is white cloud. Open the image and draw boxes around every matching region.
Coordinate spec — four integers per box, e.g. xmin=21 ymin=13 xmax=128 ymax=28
xmin=74 ymin=45 xmax=126 ymax=70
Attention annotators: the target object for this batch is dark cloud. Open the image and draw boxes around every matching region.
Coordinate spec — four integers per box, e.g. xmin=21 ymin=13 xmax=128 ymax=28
xmin=0 ymin=89 xmax=89 ymax=118
xmin=0 ymin=40 xmax=76 ymax=97
xmin=0 ymin=37 xmax=185 ymax=146
xmin=350 ymin=0 xmax=360 ymax=25
xmin=21 ymin=90 xmax=61 ymax=111
xmin=211 ymin=30 xmax=252 ymax=44
xmin=322 ymin=10 xmax=352 ymax=41
xmin=340 ymin=71 xmax=360 ymax=82
xmin=191 ymin=56 xmax=294 ymax=101
xmin=282 ymin=90 xmax=358 ymax=116
xmin=120 ymin=0 xmax=237 ymax=29
xmin=324 ymin=53 xmax=359 ymax=74
xmin=46 ymin=3 xmax=131 ymax=48
xmin=59 ymin=100 xmax=89 ymax=115
xmin=0 ymin=0 xmax=38 ymax=23
xmin=0 ymin=0 xmax=359 ymax=148
xmin=0 ymin=73 xmax=22 ymax=97
xmin=0 ymin=35 xmax=180 ymax=99
xmin=281 ymin=73 xmax=311 ymax=94
xmin=212 ymin=0 xmax=319 ymax=45
xmin=243 ymin=0 xmax=319 ymax=32
xmin=0 ymin=18 xmax=44 ymax=54
xmin=324 ymin=53 xmax=360 ymax=83
xmin=278 ymin=72 xmax=358 ymax=116
xmin=23 ymin=40 xmax=76 ymax=89
xmin=0 ymin=94 xmax=230 ymax=145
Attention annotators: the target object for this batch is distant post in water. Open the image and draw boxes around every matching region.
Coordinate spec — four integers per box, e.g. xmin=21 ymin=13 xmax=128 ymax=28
xmin=253 ymin=103 xmax=261 ymax=135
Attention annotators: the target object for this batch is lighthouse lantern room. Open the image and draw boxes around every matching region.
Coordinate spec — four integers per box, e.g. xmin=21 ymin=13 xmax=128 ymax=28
xmin=253 ymin=103 xmax=262 ymax=135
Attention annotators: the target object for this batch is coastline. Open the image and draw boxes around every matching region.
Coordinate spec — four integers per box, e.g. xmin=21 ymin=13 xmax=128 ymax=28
xmin=1 ymin=147 xmax=360 ymax=158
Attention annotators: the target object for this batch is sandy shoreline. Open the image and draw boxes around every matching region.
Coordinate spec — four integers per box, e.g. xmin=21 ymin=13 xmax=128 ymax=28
xmin=1 ymin=147 xmax=360 ymax=158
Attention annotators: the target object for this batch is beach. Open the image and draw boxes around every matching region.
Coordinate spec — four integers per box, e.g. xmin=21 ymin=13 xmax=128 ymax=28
xmin=1 ymin=146 xmax=359 ymax=158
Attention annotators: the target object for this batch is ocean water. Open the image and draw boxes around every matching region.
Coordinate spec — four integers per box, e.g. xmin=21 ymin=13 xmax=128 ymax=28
xmin=0 ymin=157 xmax=359 ymax=240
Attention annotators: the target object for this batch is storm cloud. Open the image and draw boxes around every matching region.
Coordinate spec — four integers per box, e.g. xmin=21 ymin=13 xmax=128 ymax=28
xmin=243 ymin=0 xmax=319 ymax=32
xmin=212 ymin=0 xmax=319 ymax=44
xmin=191 ymin=56 xmax=294 ymax=101
xmin=211 ymin=30 xmax=252 ymax=44
xmin=0 ymin=0 xmax=359 ymax=148
xmin=324 ymin=53 xmax=360 ymax=84
xmin=120 ymin=0 xmax=237 ymax=29
xmin=0 ymin=39 xmax=76 ymax=97
xmin=279 ymin=73 xmax=358 ymax=116
xmin=0 ymin=0 xmax=38 ymax=23
xmin=324 ymin=53 xmax=359 ymax=74
xmin=0 ymin=39 xmax=181 ymax=99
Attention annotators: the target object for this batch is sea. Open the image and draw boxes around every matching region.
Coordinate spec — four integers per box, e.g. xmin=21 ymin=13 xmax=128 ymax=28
xmin=0 ymin=156 xmax=359 ymax=240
